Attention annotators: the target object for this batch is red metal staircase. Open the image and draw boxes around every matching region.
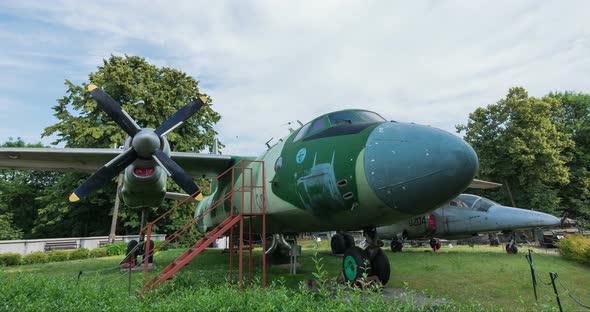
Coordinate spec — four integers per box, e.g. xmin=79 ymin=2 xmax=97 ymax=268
xmin=138 ymin=160 xmax=266 ymax=293
xmin=143 ymin=215 xmax=243 ymax=290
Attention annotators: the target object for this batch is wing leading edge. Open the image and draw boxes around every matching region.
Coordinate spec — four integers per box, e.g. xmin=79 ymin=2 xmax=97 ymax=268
xmin=0 ymin=147 xmax=237 ymax=178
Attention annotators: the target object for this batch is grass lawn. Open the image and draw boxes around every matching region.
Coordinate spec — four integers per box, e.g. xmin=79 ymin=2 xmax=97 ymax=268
xmin=2 ymin=241 xmax=589 ymax=311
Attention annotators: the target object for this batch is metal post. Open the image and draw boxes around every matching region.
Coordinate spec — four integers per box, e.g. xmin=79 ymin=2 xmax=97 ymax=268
xmin=248 ymin=166 xmax=253 ymax=285
xmin=109 ymin=173 xmax=124 ymax=243
xmin=550 ymin=272 xmax=563 ymax=312
xmin=526 ymin=249 xmax=538 ymax=302
xmin=261 ymin=162 xmax=266 ymax=287
xmin=239 ymin=160 xmax=245 ymax=288
xmin=143 ymin=224 xmax=152 ymax=285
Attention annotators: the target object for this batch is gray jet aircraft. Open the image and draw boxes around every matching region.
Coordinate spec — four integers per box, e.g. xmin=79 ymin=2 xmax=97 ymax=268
xmin=376 ymin=194 xmax=560 ymax=254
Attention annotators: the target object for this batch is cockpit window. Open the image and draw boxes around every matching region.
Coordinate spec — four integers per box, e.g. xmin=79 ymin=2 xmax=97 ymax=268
xmin=473 ymin=198 xmax=496 ymax=212
xmin=293 ymin=122 xmax=311 ymax=142
xmin=329 ymin=111 xmax=364 ymax=126
xmin=308 ymin=117 xmax=327 ymax=134
xmin=449 ymin=199 xmax=469 ymax=208
xmin=356 ymin=111 xmax=386 ymax=123
xmin=457 ymin=194 xmax=480 ymax=208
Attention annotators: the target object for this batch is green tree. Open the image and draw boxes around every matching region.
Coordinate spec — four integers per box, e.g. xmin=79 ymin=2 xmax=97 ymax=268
xmin=548 ymin=92 xmax=590 ymax=220
xmin=0 ymin=214 xmax=23 ymax=240
xmin=457 ymin=87 xmax=574 ymax=214
xmin=36 ymin=55 xmax=221 ymax=238
xmin=0 ymin=138 xmax=53 ymax=238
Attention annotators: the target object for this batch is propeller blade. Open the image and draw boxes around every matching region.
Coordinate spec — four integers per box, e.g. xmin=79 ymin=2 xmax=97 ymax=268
xmin=152 ymin=149 xmax=200 ymax=196
xmin=88 ymin=84 xmax=141 ymax=137
xmin=154 ymin=96 xmax=206 ymax=137
xmin=69 ymin=148 xmax=138 ymax=202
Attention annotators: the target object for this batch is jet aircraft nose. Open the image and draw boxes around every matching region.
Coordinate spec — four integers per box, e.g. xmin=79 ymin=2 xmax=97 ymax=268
xmin=364 ymin=122 xmax=478 ymax=214
xmin=487 ymin=206 xmax=561 ymax=229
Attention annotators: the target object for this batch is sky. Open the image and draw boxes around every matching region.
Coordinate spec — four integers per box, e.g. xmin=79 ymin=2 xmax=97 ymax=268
xmin=0 ymin=1 xmax=589 ymax=156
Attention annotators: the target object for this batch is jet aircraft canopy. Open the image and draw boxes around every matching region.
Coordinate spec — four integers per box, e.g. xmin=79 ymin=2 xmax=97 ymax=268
xmin=453 ymin=194 xmax=500 ymax=212
xmin=293 ymin=109 xmax=386 ymax=141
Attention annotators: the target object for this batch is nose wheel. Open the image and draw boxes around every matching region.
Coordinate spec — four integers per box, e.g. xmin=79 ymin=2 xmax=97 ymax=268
xmin=341 ymin=228 xmax=390 ymax=285
xmin=505 ymin=232 xmax=519 ymax=254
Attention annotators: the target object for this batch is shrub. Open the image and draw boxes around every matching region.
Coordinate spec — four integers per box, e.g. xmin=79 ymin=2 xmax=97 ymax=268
xmin=559 ymin=234 xmax=590 ymax=264
xmin=47 ymin=250 xmax=69 ymax=262
xmin=104 ymin=242 xmax=128 ymax=256
xmin=154 ymin=240 xmax=168 ymax=251
xmin=89 ymin=247 xmax=108 ymax=258
xmin=0 ymin=253 xmax=21 ymax=266
xmin=69 ymin=248 xmax=90 ymax=260
xmin=22 ymin=252 xmax=49 ymax=264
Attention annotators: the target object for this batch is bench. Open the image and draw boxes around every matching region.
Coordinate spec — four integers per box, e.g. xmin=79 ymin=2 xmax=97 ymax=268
xmin=44 ymin=240 xmax=78 ymax=252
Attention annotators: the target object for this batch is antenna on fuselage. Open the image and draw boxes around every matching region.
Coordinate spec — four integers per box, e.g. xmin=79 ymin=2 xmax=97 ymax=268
xmin=265 ymin=137 xmax=274 ymax=149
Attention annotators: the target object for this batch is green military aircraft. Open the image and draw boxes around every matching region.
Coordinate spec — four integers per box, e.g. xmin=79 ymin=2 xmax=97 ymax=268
xmin=0 ymin=85 xmax=484 ymax=285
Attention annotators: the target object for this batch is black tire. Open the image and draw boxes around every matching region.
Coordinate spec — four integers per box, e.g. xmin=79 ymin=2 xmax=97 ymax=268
xmin=125 ymin=240 xmax=139 ymax=264
xmin=342 ymin=246 xmax=369 ymax=282
xmin=429 ymin=238 xmax=441 ymax=251
xmin=343 ymin=234 xmax=355 ymax=250
xmin=505 ymin=244 xmax=518 ymax=254
xmin=331 ymin=234 xmax=346 ymax=254
xmin=390 ymin=240 xmax=403 ymax=252
xmin=370 ymin=248 xmax=391 ymax=285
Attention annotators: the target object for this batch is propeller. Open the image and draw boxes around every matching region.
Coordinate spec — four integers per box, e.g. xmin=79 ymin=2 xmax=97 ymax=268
xmin=69 ymin=84 xmax=206 ymax=202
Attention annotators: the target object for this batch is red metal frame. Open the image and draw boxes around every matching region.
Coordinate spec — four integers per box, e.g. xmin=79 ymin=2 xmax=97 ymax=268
xmin=140 ymin=159 xmax=266 ymax=293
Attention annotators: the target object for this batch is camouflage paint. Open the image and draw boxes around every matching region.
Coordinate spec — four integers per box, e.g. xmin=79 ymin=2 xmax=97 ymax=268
xmin=195 ymin=110 xmax=480 ymax=234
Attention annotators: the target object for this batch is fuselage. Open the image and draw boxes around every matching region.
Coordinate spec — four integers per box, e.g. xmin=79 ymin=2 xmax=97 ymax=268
xmin=376 ymin=194 xmax=561 ymax=240
xmin=195 ymin=109 xmax=479 ymax=234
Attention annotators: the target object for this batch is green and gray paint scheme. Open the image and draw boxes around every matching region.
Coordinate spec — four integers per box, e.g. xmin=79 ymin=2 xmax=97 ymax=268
xmin=376 ymin=194 xmax=561 ymax=240
xmin=0 ymin=109 xmax=480 ymax=235
xmin=195 ymin=109 xmax=479 ymax=234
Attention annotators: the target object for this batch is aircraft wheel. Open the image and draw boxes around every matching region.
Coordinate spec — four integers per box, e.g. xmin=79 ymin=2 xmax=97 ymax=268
xmin=343 ymin=233 xmax=355 ymax=250
xmin=370 ymin=248 xmax=390 ymax=285
xmin=331 ymin=234 xmax=346 ymax=254
xmin=342 ymin=246 xmax=369 ymax=282
xmin=429 ymin=238 xmax=441 ymax=251
xmin=390 ymin=240 xmax=403 ymax=252
xmin=505 ymin=244 xmax=518 ymax=254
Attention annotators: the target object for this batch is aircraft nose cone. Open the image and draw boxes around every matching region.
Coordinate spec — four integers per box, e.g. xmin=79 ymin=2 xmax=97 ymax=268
xmin=364 ymin=122 xmax=478 ymax=214
xmin=490 ymin=206 xmax=561 ymax=229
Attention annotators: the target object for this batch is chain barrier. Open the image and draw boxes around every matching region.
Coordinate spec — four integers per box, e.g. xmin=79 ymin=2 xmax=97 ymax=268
xmin=555 ymin=273 xmax=590 ymax=310
xmin=525 ymin=249 xmax=590 ymax=311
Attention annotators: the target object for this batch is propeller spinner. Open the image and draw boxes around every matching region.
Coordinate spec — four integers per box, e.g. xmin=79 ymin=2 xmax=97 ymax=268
xmin=69 ymin=84 xmax=206 ymax=202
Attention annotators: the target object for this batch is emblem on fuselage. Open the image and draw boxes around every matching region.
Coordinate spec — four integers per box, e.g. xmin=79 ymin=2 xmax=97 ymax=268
xmin=296 ymin=148 xmax=307 ymax=164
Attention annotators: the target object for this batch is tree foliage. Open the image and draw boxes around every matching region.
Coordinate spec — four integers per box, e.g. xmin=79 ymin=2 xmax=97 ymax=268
xmin=2 ymin=55 xmax=222 ymax=238
xmin=0 ymin=138 xmax=51 ymax=238
xmin=548 ymin=92 xmax=590 ymax=220
xmin=457 ymin=87 xmax=574 ymax=214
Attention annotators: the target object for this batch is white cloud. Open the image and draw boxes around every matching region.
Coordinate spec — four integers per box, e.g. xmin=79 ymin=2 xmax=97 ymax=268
xmin=1 ymin=0 xmax=589 ymax=155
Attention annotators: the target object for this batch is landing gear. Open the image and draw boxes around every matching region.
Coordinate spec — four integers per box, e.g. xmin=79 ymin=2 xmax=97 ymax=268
xmin=505 ymin=233 xmax=518 ymax=254
xmin=429 ymin=238 xmax=441 ymax=252
xmin=390 ymin=239 xmax=403 ymax=252
xmin=266 ymin=234 xmax=294 ymax=264
xmin=341 ymin=228 xmax=390 ymax=285
xmin=331 ymin=233 xmax=355 ymax=254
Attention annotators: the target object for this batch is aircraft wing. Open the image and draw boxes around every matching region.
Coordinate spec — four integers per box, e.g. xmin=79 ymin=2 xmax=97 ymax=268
xmin=469 ymin=179 xmax=502 ymax=189
xmin=0 ymin=147 xmax=236 ymax=178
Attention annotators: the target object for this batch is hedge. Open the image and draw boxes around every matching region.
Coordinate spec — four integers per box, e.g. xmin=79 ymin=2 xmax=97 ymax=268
xmin=559 ymin=234 xmax=590 ymax=265
xmin=69 ymin=248 xmax=90 ymax=260
xmin=0 ymin=253 xmax=21 ymax=266
xmin=47 ymin=250 xmax=69 ymax=262
xmin=22 ymin=252 xmax=49 ymax=264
